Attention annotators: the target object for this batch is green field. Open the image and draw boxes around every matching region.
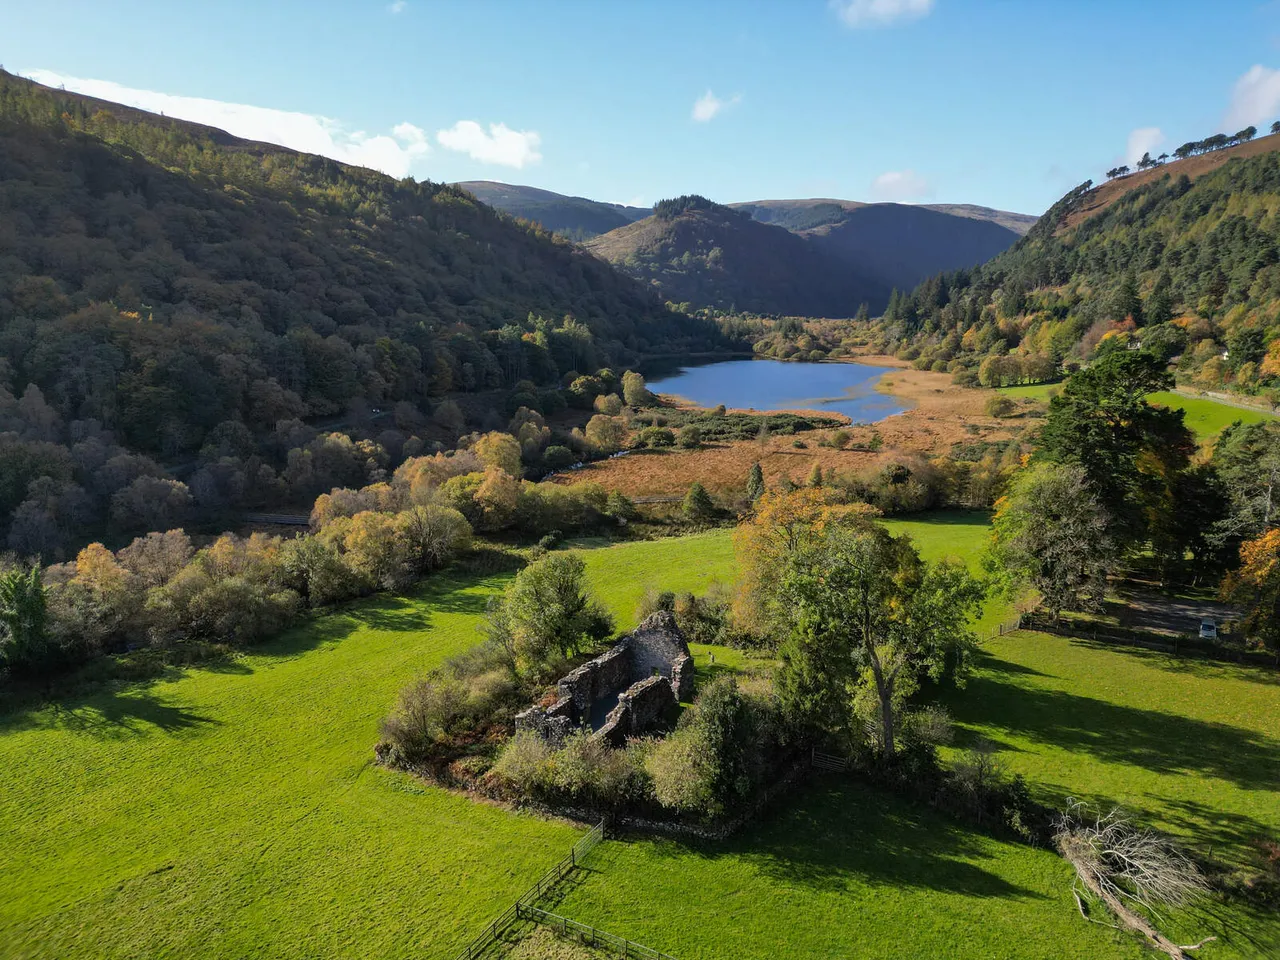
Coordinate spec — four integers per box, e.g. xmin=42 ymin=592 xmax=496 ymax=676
xmin=997 ymin=383 xmax=1276 ymax=441
xmin=1147 ymin=391 xmax=1275 ymax=441
xmin=3 ymin=516 xmax=1278 ymax=959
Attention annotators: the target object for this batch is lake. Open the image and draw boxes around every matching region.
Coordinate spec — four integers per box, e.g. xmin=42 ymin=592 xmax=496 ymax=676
xmin=645 ymin=359 xmax=909 ymax=423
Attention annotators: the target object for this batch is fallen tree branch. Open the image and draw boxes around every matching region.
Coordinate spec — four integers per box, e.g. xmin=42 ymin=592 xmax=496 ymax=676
xmin=1055 ymin=801 xmax=1214 ymax=960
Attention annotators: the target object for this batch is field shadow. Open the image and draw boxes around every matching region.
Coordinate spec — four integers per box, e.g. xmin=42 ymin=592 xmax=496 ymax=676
xmin=944 ymin=668 xmax=1280 ymax=792
xmin=0 ymin=686 xmax=220 ymax=741
xmin=1065 ymin=637 xmax=1280 ymax=688
xmin=616 ymin=780 xmax=1046 ymax=902
xmin=731 ymin=781 xmax=1044 ymax=900
xmin=0 ymin=567 xmax=506 ymax=732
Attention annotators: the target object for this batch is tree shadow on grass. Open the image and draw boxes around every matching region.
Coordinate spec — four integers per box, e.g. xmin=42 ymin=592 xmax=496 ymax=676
xmin=942 ymin=666 xmax=1280 ymax=792
xmin=727 ymin=781 xmax=1046 ymax=900
xmin=1064 ymin=637 xmax=1280 ymax=688
xmin=0 ymin=686 xmax=220 ymax=741
xmin=0 ymin=567 xmax=506 ymax=731
xmin=606 ymin=780 xmax=1046 ymax=902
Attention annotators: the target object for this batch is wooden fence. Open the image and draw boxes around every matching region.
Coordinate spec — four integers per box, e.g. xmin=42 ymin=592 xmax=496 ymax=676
xmin=516 ymin=904 xmax=680 ymax=959
xmin=1020 ymin=612 xmax=1279 ymax=670
xmin=452 ymin=820 xmax=606 ymax=960
xmin=984 ymin=614 xmax=1023 ymax=641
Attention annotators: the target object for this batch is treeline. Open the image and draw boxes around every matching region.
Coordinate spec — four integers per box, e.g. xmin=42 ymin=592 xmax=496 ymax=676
xmin=0 ymin=433 xmax=644 ymax=680
xmin=988 ymin=351 xmax=1280 ymax=651
xmin=862 ymin=145 xmax=1280 ymax=399
xmin=1104 ymin=123 xmax=1261 ymax=179
xmin=0 ymin=71 xmax=728 ymax=550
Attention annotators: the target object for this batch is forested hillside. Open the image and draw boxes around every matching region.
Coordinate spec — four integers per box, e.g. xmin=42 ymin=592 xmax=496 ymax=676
xmin=454 ymin=181 xmax=650 ymax=240
xmin=875 ymin=135 xmax=1280 ymax=398
xmin=584 ymin=195 xmax=890 ymax=316
xmin=0 ymin=71 xmax=723 ymax=555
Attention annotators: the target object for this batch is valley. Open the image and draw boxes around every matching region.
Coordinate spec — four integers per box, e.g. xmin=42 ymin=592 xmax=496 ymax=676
xmin=4 ymin=13 xmax=1280 ymax=960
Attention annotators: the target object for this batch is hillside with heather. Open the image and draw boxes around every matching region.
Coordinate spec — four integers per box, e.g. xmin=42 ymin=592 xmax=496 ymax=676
xmin=871 ymin=132 xmax=1280 ymax=398
xmin=583 ymin=195 xmax=890 ymax=316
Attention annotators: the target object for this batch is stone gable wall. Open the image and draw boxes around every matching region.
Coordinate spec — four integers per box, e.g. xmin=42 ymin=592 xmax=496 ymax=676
xmin=628 ymin=611 xmax=693 ymax=684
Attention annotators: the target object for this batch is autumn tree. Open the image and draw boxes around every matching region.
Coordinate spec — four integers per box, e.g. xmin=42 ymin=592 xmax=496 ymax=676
xmin=1221 ymin=529 xmax=1280 ymax=652
xmin=473 ymin=431 xmax=523 ymax=477
xmin=584 ymin=415 xmax=627 ymax=454
xmin=775 ymin=522 xmax=983 ymax=756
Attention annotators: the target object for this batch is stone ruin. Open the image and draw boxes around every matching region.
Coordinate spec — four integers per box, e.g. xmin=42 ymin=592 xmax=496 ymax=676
xmin=515 ymin=611 xmax=695 ymax=747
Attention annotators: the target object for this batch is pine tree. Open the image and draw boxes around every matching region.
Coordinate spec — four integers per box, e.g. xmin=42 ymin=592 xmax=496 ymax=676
xmin=746 ymin=463 xmax=765 ymax=502
xmin=807 ymin=463 xmax=824 ymax=488
xmin=855 ymin=302 xmax=870 ymax=323
xmin=683 ymin=482 xmax=716 ymax=522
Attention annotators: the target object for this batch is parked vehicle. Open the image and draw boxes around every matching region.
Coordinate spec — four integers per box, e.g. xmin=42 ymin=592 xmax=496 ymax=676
xmin=1198 ymin=619 xmax=1218 ymax=641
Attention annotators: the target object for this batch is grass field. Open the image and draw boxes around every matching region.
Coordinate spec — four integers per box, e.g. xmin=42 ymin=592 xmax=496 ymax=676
xmin=0 ymin=535 xmax=732 ymax=960
xmin=997 ymin=383 xmax=1276 ymax=441
xmin=3 ymin=515 xmax=1278 ymax=959
xmin=1147 ymin=391 xmax=1275 ymax=441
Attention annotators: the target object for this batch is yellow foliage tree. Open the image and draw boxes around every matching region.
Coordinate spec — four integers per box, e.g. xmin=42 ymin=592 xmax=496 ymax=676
xmin=732 ymin=488 xmax=879 ymax=639
xmin=473 ymin=431 xmax=523 ymax=477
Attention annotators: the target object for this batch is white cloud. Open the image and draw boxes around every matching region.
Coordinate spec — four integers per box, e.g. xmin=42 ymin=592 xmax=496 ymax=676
xmin=831 ymin=0 xmax=934 ymax=28
xmin=1225 ymin=65 xmax=1280 ymax=131
xmin=871 ymin=169 xmax=933 ymax=200
xmin=436 ymin=120 xmax=542 ymax=168
xmin=388 ymin=0 xmax=407 ymax=12
xmin=23 ymin=69 xmax=429 ymax=177
xmin=1125 ymin=126 xmax=1164 ymax=165
xmin=692 ymin=90 xmax=741 ymax=123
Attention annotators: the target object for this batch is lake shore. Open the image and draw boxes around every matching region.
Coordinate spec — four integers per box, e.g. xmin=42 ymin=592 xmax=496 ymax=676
xmin=556 ymin=356 xmax=1018 ymax=498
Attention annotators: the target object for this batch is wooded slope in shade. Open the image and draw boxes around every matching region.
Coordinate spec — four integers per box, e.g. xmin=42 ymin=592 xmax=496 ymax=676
xmin=0 ymin=69 xmax=724 ymax=458
xmin=583 ymin=197 xmax=890 ymax=317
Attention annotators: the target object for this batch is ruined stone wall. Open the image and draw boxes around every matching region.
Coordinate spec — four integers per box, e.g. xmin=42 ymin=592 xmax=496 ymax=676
xmin=671 ymin=654 xmax=695 ymax=702
xmin=557 ymin=641 xmax=630 ymax=713
xmin=628 ymin=611 xmax=693 ymax=684
xmin=514 ymin=703 xmax=574 ymax=746
xmin=595 ymin=675 xmax=676 ymax=746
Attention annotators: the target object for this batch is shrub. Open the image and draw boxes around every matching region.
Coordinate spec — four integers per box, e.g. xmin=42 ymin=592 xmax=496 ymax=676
xmin=646 ymin=725 xmax=717 ymax=815
xmin=634 ymin=426 xmax=676 ymax=449
xmin=637 ymin=588 xmax=676 ymax=621
xmin=676 ymin=424 xmax=703 ymax=449
xmin=490 ymin=729 xmax=553 ymax=794
xmin=984 ymin=395 xmax=1017 ymax=418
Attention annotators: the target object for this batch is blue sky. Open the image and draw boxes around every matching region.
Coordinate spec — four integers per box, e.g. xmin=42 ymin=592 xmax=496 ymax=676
xmin=6 ymin=0 xmax=1280 ymax=215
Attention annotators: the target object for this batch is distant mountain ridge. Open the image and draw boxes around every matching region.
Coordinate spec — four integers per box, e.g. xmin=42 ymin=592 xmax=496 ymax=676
xmin=459 ymin=182 xmax=1036 ymax=315
xmin=583 ymin=196 xmax=890 ymax=317
xmin=455 ymin=181 xmax=650 ymax=241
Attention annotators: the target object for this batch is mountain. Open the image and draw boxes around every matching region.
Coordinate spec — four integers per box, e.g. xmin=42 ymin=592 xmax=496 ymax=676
xmin=731 ymin=199 xmax=1032 ymax=291
xmin=881 ymin=132 xmax=1280 ymax=396
xmin=454 ymin=181 xmax=650 ymax=240
xmin=582 ymin=195 xmax=890 ymax=317
xmin=0 ymin=70 xmax=724 ymax=553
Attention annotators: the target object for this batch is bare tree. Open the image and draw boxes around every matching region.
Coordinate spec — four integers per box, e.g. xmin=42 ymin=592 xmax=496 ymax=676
xmin=1055 ymin=801 xmax=1214 ymax=959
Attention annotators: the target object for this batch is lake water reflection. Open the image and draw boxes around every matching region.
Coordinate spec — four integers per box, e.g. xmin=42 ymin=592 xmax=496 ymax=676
xmin=645 ymin=359 xmax=908 ymax=423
